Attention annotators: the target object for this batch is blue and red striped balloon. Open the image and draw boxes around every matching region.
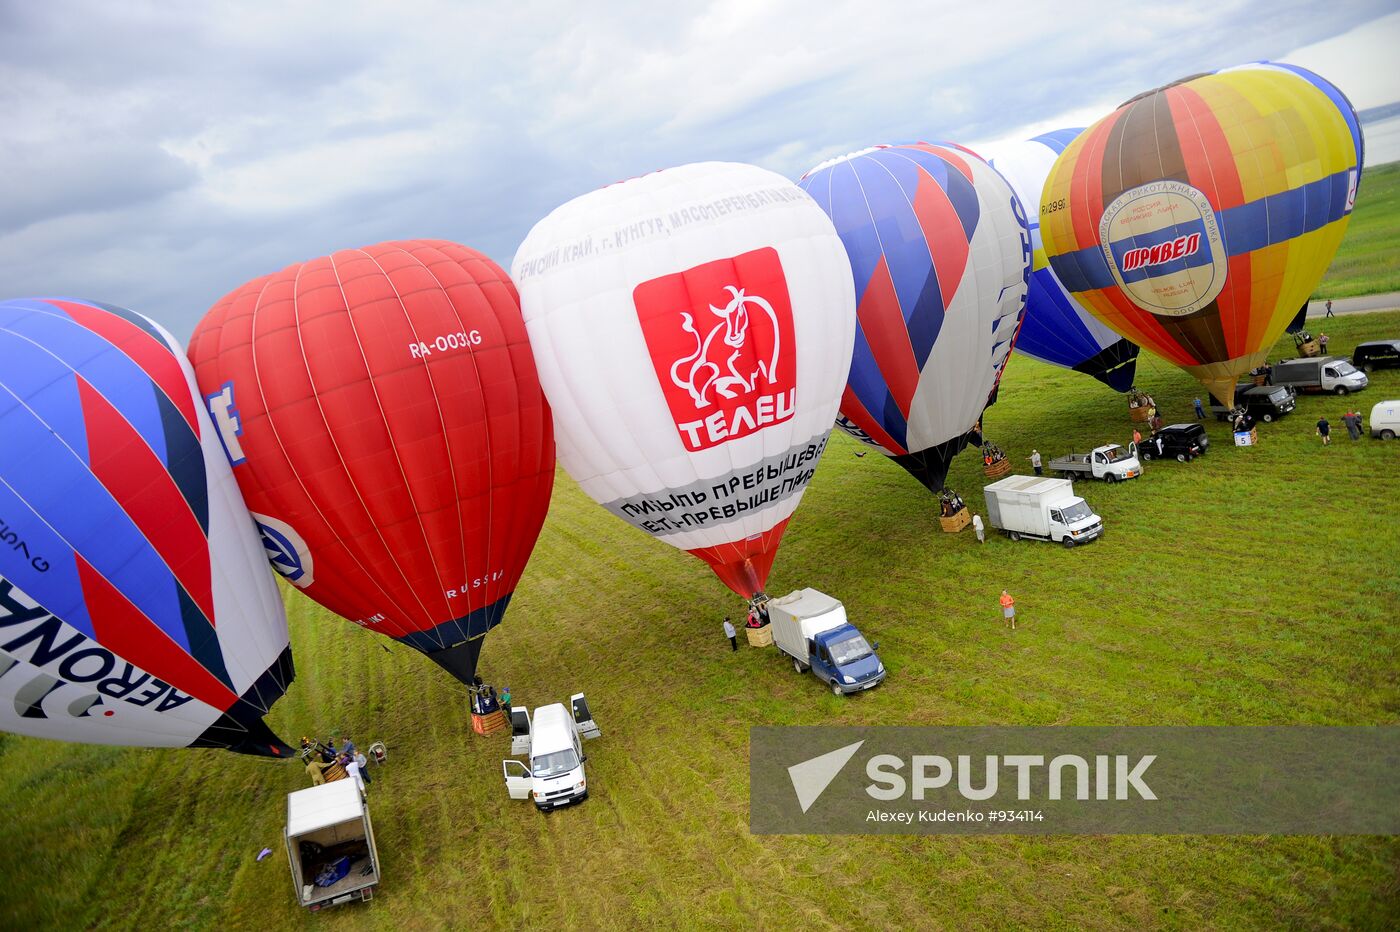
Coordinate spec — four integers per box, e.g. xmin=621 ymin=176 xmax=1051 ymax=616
xmin=0 ymin=297 xmax=294 ymax=756
xmin=799 ymin=143 xmax=1029 ymax=492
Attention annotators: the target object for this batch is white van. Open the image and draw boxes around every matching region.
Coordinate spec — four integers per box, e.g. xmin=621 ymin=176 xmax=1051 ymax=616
xmin=1370 ymin=400 xmax=1399 ymax=440
xmin=502 ymin=695 xmax=601 ymax=811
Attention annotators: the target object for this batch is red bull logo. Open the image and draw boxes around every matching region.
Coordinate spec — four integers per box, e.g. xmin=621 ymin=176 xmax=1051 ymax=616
xmin=634 ymin=247 xmax=797 ymax=452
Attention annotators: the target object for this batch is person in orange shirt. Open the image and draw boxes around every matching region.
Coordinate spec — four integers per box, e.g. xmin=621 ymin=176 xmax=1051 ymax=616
xmin=999 ymin=590 xmax=1016 ymax=629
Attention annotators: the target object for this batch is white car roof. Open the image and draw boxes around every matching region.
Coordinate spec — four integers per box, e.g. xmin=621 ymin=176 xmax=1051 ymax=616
xmin=530 ymin=703 xmax=575 ymax=755
xmin=287 ymin=779 xmax=363 ymax=836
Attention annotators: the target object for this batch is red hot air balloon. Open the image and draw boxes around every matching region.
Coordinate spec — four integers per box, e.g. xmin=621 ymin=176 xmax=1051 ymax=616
xmin=188 ymin=240 xmax=554 ymax=684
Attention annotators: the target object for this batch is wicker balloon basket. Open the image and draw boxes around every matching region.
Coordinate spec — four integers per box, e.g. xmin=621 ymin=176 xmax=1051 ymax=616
xmin=745 ymin=624 xmax=774 ymax=648
xmin=1297 ymin=340 xmax=1320 ymax=358
xmin=983 ymin=458 xmax=1011 ymax=478
xmin=1251 ymin=374 xmax=1268 ymax=386
xmin=1129 ymin=405 xmax=1154 ymax=423
xmin=939 ymin=508 xmax=972 ymax=533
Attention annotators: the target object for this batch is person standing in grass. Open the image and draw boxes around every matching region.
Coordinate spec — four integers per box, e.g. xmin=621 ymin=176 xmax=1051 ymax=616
xmin=999 ymin=590 xmax=1016 ymax=629
xmin=1343 ymin=410 xmax=1362 ymax=441
xmin=972 ymin=513 xmax=985 ymax=544
xmin=1194 ymin=397 xmax=1205 ymax=419
xmin=723 ymin=617 xmax=737 ymax=651
xmin=1030 ymin=450 xmax=1042 ymax=476
xmin=1325 ymin=298 xmax=1334 ymax=318
xmin=1316 ymin=416 xmax=1331 ymax=446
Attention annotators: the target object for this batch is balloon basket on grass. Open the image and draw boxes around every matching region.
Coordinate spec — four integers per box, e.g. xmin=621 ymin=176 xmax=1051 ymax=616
xmin=745 ymin=624 xmax=774 ymax=648
xmin=983 ymin=458 xmax=1012 ymax=479
xmin=1252 ymin=374 xmax=1268 ymax=386
xmin=940 ymin=508 xmax=972 ymax=533
xmin=472 ymin=710 xmax=509 ymax=736
xmin=1234 ymin=427 xmax=1259 ymax=447
xmin=1297 ymin=340 xmax=1320 ymax=358
xmin=1129 ymin=404 xmax=1154 ymax=423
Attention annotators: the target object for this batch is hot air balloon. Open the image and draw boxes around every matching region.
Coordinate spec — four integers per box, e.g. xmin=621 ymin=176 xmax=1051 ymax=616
xmin=0 ymin=297 xmax=294 ymax=757
xmin=983 ymin=131 xmax=1141 ymax=391
xmin=188 ymin=240 xmax=554 ymax=685
xmin=798 ymin=143 xmax=1029 ymax=493
xmin=511 ymin=162 xmax=855 ymax=599
xmin=1040 ymin=63 xmax=1362 ymax=410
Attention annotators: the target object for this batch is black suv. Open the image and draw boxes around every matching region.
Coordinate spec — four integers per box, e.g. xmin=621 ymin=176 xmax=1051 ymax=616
xmin=1352 ymin=340 xmax=1400 ymax=373
xmin=1136 ymin=423 xmax=1209 ymax=462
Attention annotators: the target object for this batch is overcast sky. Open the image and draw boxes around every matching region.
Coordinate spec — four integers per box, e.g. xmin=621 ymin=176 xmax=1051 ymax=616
xmin=2 ymin=1 xmax=1396 ymax=340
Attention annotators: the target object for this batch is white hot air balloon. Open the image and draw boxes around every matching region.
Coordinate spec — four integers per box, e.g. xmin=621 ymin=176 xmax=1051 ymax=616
xmin=513 ymin=162 xmax=856 ymax=599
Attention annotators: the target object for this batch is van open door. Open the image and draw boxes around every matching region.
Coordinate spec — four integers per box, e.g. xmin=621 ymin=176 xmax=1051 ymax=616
xmin=510 ymin=707 xmax=532 ymax=757
xmin=502 ymin=759 xmax=532 ymax=800
xmin=571 ymin=693 xmax=601 ymax=740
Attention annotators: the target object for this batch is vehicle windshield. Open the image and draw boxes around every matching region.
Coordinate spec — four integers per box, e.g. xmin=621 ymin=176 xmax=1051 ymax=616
xmin=1333 ymin=362 xmax=1359 ymax=376
xmin=1101 ymin=446 xmax=1130 ymax=462
xmin=1270 ymin=390 xmax=1290 ymax=402
xmin=531 ymin=748 xmax=579 ymax=778
xmin=1060 ymin=500 xmax=1094 ymax=523
xmin=829 ymin=634 xmax=873 ymax=666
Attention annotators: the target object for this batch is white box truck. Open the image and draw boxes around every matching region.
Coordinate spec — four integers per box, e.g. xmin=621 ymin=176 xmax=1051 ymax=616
xmin=502 ymin=693 xmax=601 ymax=812
xmin=768 ymin=588 xmax=885 ymax=696
xmin=1270 ymin=356 xmax=1369 ymax=395
xmin=983 ymin=475 xmax=1103 ymax=547
xmin=285 ymin=779 xmax=380 ymax=911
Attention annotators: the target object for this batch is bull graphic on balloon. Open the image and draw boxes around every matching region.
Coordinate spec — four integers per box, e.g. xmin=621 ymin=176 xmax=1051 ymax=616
xmin=670 ymin=285 xmax=782 ymax=408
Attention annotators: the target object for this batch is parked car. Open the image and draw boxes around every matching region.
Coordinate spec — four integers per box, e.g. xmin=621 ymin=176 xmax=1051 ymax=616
xmin=1269 ymin=356 xmax=1369 ymax=395
xmin=1209 ymin=384 xmax=1296 ymax=422
xmin=1136 ymin=423 xmax=1209 ymax=461
xmin=502 ymin=695 xmax=601 ymax=812
xmin=1352 ymin=340 xmax=1400 ymax=373
xmin=1370 ymin=400 xmax=1399 ymax=440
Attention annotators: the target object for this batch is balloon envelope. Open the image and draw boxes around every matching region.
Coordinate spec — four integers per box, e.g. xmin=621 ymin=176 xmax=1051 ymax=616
xmin=512 ymin=162 xmax=856 ymax=598
xmin=188 ymin=240 xmax=554 ymax=685
xmin=983 ymin=130 xmax=1141 ymax=391
xmin=0 ymin=298 xmax=294 ymax=756
xmin=799 ymin=143 xmax=1029 ymax=492
xmin=1040 ymin=64 xmax=1362 ymax=408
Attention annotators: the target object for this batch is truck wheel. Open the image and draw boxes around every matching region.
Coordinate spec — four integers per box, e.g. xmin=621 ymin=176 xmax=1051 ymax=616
xmin=1262 ymin=413 xmax=1273 ymax=422
xmin=1382 ymin=429 xmax=1396 ymax=441
xmin=1105 ymin=473 xmax=1117 ymax=484
xmin=1176 ymin=453 xmax=1187 ymax=462
xmin=1061 ymin=536 xmax=1075 ymax=548
xmin=831 ymin=682 xmax=844 ymax=697
xmin=1009 ymin=531 xmax=1021 ymax=541
xmin=1334 ymin=385 xmax=1349 ymax=395
xmin=1140 ymin=450 xmax=1151 ymax=460
xmin=1363 ymin=363 xmax=1374 ymax=373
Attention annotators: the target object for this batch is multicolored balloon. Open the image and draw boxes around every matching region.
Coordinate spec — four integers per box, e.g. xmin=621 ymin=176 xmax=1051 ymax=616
xmin=0 ymin=298 xmax=294 ymax=757
xmin=188 ymin=240 xmax=555 ymax=685
xmin=799 ymin=143 xmax=1029 ymax=492
xmin=983 ymin=130 xmax=1141 ymax=391
xmin=1040 ymin=63 xmax=1362 ymax=409
xmin=512 ymin=162 xmax=855 ymax=598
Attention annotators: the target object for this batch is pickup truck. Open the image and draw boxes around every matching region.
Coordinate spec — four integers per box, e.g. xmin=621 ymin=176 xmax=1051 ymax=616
xmin=1049 ymin=444 xmax=1142 ymax=482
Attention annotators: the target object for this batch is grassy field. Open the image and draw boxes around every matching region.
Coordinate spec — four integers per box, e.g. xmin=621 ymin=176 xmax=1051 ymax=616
xmin=1320 ymin=161 xmax=1400 ymax=298
xmin=2 ymin=310 xmax=1397 ymax=930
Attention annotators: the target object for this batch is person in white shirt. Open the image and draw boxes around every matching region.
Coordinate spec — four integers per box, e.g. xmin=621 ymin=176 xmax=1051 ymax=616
xmin=343 ymin=755 xmax=366 ymax=794
xmin=354 ymin=750 xmax=371 ymax=785
xmin=722 ymin=617 xmax=737 ymax=651
xmin=972 ymin=513 xmax=985 ymax=543
xmin=1029 ymin=450 xmax=1043 ymax=475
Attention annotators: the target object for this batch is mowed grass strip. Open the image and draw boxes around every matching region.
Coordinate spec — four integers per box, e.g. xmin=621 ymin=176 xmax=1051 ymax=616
xmin=1 ymin=312 xmax=1397 ymax=931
